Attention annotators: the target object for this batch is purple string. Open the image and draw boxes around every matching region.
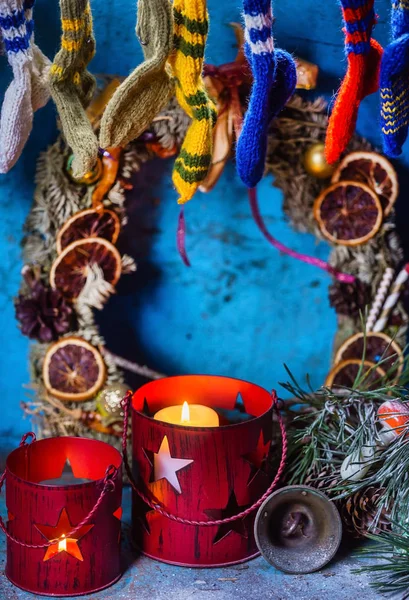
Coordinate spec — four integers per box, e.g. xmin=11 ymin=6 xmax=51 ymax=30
xmin=248 ymin=187 xmax=356 ymax=284
xmin=177 ymin=208 xmax=191 ymax=267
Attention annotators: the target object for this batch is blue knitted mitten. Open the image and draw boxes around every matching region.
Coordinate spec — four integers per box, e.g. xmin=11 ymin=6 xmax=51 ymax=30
xmin=236 ymin=0 xmax=296 ymax=188
xmin=380 ymin=0 xmax=409 ymax=157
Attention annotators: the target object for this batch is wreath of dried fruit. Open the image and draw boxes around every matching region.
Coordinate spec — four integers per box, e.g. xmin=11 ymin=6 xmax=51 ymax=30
xmin=15 ymin=71 xmax=408 ymax=455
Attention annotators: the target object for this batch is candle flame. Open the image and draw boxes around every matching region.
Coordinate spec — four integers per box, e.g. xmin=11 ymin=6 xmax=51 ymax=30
xmin=58 ymin=534 xmax=67 ymax=552
xmin=181 ymin=401 xmax=190 ymax=423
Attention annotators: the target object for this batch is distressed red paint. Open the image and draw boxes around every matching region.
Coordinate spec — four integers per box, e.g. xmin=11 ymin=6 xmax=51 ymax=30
xmin=4 ymin=436 xmax=122 ymax=596
xmin=131 ymin=375 xmax=277 ymax=567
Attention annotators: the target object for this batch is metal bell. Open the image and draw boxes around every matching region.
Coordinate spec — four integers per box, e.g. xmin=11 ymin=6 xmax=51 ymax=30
xmin=254 ymin=485 xmax=342 ymax=574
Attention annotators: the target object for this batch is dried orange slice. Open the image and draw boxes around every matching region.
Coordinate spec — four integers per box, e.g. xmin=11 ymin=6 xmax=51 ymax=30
xmin=331 ymin=151 xmax=398 ymax=216
xmin=56 ymin=208 xmax=121 ymax=254
xmin=325 ymin=359 xmax=386 ymax=390
xmin=50 ymin=237 xmax=122 ymax=301
xmin=334 ymin=332 xmax=403 ymax=379
xmin=43 ymin=337 xmax=106 ymax=402
xmin=314 ymin=181 xmax=383 ymax=246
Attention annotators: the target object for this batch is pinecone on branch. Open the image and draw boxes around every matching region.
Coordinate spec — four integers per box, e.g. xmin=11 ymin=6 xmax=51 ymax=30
xmin=15 ymin=270 xmax=74 ymax=343
xmin=329 ymin=279 xmax=372 ymax=319
xmin=305 ymin=465 xmax=341 ymax=499
xmin=340 ymin=486 xmax=392 ymax=538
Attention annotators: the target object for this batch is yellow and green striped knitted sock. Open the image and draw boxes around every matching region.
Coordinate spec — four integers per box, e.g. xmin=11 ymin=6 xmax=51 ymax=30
xmin=168 ymin=0 xmax=217 ymax=204
xmin=49 ymin=0 xmax=98 ymax=178
xmin=99 ymin=0 xmax=175 ymax=150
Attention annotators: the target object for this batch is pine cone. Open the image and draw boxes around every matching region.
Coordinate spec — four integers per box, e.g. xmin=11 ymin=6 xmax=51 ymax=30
xmin=15 ymin=281 xmax=74 ymax=343
xmin=305 ymin=465 xmax=341 ymax=498
xmin=340 ymin=486 xmax=392 ymax=538
xmin=329 ymin=279 xmax=372 ymax=319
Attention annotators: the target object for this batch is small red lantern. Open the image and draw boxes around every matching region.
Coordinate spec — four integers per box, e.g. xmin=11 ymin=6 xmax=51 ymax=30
xmin=2 ymin=434 xmax=122 ymax=596
xmin=123 ymin=375 xmax=286 ymax=567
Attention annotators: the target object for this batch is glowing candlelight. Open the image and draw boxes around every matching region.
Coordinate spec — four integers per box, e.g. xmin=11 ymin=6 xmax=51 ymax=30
xmin=154 ymin=401 xmax=219 ymax=427
xmin=58 ymin=535 xmax=67 ymax=553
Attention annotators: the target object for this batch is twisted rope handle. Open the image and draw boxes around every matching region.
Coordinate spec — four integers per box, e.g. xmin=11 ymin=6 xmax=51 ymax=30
xmin=0 ymin=433 xmax=118 ymax=548
xmin=121 ymin=390 xmax=287 ymax=526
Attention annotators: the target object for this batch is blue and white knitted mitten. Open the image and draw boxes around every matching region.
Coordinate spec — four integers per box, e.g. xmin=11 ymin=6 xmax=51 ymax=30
xmin=236 ymin=0 xmax=296 ymax=188
xmin=380 ymin=0 xmax=409 ymax=157
xmin=0 ymin=0 xmax=50 ymax=173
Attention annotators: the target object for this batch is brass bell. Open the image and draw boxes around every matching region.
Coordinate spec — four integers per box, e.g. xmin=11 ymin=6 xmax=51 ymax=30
xmin=254 ymin=485 xmax=342 ymax=574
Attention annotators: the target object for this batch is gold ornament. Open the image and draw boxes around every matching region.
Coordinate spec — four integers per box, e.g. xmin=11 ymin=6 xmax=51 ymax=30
xmin=303 ymin=142 xmax=335 ymax=180
xmin=95 ymin=382 xmax=129 ymax=425
xmin=66 ymin=155 xmax=103 ymax=185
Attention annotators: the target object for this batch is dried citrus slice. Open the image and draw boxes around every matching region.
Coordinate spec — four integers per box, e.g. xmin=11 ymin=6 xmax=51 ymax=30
xmin=50 ymin=237 xmax=122 ymax=301
xmin=334 ymin=332 xmax=403 ymax=379
xmin=314 ymin=181 xmax=383 ymax=246
xmin=331 ymin=151 xmax=398 ymax=216
xmin=43 ymin=337 xmax=106 ymax=402
xmin=56 ymin=208 xmax=121 ymax=254
xmin=325 ymin=359 xmax=385 ymax=390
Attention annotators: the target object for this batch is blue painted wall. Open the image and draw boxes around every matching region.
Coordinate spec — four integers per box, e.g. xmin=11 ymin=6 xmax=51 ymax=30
xmin=1 ymin=0 xmax=407 ymax=443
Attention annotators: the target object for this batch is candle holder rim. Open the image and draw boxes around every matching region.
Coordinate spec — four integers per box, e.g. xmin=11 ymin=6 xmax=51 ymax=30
xmin=132 ymin=373 xmax=274 ymax=429
xmin=6 ymin=436 xmax=122 ymax=490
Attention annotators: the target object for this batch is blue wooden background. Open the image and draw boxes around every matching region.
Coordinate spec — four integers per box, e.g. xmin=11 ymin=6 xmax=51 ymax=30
xmin=0 ymin=0 xmax=407 ymax=444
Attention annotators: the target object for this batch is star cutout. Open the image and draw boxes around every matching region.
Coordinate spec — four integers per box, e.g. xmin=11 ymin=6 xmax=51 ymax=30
xmin=133 ymin=496 xmax=154 ymax=535
xmin=242 ymin=429 xmax=271 ymax=485
xmin=234 ymin=392 xmax=246 ymax=413
xmin=35 ymin=508 xmax=94 ymax=562
xmin=40 ymin=459 xmax=92 ymax=486
xmin=204 ymin=491 xmax=251 ymax=544
xmin=144 ymin=436 xmax=193 ymax=494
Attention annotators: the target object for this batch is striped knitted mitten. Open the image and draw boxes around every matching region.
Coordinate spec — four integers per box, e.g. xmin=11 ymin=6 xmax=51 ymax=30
xmin=0 ymin=0 xmax=50 ymax=173
xmin=236 ymin=0 xmax=296 ymax=188
xmin=325 ymin=0 xmax=383 ymax=164
xmin=99 ymin=0 xmax=174 ymax=150
xmin=380 ymin=0 xmax=409 ymax=157
xmin=168 ymin=0 xmax=217 ymax=204
xmin=49 ymin=0 xmax=98 ymax=178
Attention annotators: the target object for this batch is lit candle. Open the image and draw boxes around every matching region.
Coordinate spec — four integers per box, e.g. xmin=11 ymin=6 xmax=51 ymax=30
xmin=154 ymin=401 xmax=219 ymax=427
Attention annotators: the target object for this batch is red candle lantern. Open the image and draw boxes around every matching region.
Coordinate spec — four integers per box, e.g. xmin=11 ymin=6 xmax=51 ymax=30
xmin=2 ymin=434 xmax=122 ymax=596
xmin=122 ymin=375 xmax=286 ymax=567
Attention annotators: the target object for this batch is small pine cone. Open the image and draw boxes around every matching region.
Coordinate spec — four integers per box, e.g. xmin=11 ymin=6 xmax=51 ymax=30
xmin=329 ymin=279 xmax=372 ymax=319
xmin=15 ymin=281 xmax=74 ymax=343
xmin=305 ymin=465 xmax=341 ymax=499
xmin=340 ymin=486 xmax=392 ymax=538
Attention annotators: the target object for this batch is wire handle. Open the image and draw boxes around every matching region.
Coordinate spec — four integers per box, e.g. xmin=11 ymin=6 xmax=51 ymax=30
xmin=121 ymin=389 xmax=287 ymax=527
xmin=0 ymin=433 xmax=118 ymax=548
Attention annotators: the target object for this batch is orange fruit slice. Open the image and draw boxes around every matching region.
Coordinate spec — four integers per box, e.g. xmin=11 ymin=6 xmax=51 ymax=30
xmin=56 ymin=208 xmax=121 ymax=254
xmin=314 ymin=181 xmax=383 ymax=246
xmin=331 ymin=151 xmax=398 ymax=216
xmin=43 ymin=337 xmax=106 ymax=402
xmin=325 ymin=359 xmax=386 ymax=390
xmin=334 ymin=332 xmax=403 ymax=380
xmin=50 ymin=237 xmax=122 ymax=301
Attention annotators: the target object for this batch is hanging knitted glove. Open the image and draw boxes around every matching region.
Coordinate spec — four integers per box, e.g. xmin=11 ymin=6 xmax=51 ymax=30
xmin=99 ymin=0 xmax=174 ymax=150
xmin=49 ymin=0 xmax=98 ymax=178
xmin=325 ymin=0 xmax=383 ymax=164
xmin=0 ymin=0 xmax=50 ymax=173
xmin=380 ymin=0 xmax=409 ymax=157
xmin=168 ymin=0 xmax=217 ymax=204
xmin=236 ymin=0 xmax=296 ymax=189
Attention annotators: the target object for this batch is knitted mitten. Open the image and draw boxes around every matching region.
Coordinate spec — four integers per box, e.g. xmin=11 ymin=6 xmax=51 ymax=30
xmin=168 ymin=0 xmax=217 ymax=204
xmin=325 ymin=0 xmax=383 ymax=164
xmin=99 ymin=0 xmax=174 ymax=150
xmin=49 ymin=0 xmax=98 ymax=178
xmin=0 ymin=0 xmax=50 ymax=173
xmin=380 ymin=0 xmax=409 ymax=157
xmin=236 ymin=0 xmax=296 ymax=188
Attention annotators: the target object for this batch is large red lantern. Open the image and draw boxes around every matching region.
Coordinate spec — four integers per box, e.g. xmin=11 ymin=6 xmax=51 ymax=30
xmin=123 ymin=375 xmax=286 ymax=567
xmin=2 ymin=434 xmax=122 ymax=596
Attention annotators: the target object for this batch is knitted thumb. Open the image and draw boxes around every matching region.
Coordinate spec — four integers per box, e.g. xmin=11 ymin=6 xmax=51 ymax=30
xmin=325 ymin=39 xmax=382 ymax=164
xmin=0 ymin=60 xmax=32 ymax=173
xmin=31 ymin=43 xmax=51 ymax=112
xmin=380 ymin=33 xmax=409 ymax=157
